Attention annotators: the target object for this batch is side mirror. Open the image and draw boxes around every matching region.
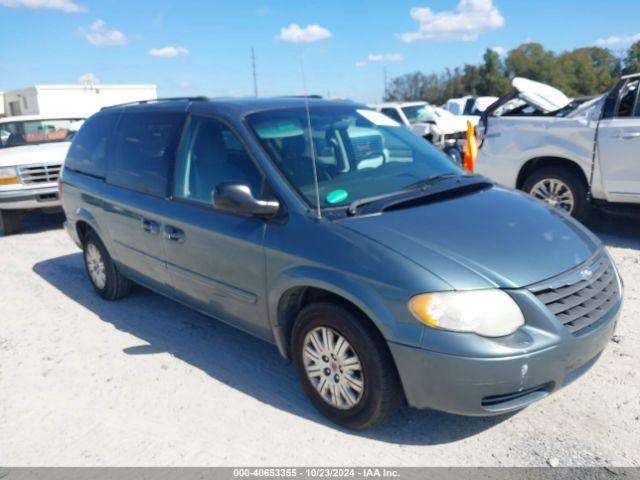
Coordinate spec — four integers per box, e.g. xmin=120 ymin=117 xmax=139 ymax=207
xmin=212 ymin=182 xmax=280 ymax=218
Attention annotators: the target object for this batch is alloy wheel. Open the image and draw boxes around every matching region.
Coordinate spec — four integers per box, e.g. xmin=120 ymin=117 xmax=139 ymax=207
xmin=529 ymin=178 xmax=575 ymax=213
xmin=85 ymin=243 xmax=107 ymax=290
xmin=302 ymin=326 xmax=364 ymax=410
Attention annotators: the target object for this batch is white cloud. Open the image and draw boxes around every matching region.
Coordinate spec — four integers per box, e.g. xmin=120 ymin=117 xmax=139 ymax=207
xmin=491 ymin=46 xmax=506 ymax=55
xmin=83 ymin=19 xmax=127 ymax=47
xmin=149 ymin=46 xmax=189 ymax=57
xmin=398 ymin=0 xmax=505 ymax=43
xmin=595 ymin=32 xmax=640 ymax=47
xmin=275 ymin=23 xmax=332 ymax=43
xmin=355 ymin=53 xmax=404 ymax=68
xmin=78 ymin=72 xmax=99 ymax=84
xmin=0 ymin=0 xmax=84 ymax=12
xmin=367 ymin=53 xmax=404 ymax=62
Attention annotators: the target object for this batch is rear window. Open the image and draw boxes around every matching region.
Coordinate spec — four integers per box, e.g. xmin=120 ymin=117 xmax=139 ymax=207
xmin=107 ymin=112 xmax=186 ymax=198
xmin=65 ymin=114 xmax=117 ymax=178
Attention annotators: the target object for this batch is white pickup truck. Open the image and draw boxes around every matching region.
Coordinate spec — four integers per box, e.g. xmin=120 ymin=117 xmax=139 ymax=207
xmin=476 ymin=75 xmax=640 ymax=221
xmin=0 ymin=115 xmax=84 ymax=234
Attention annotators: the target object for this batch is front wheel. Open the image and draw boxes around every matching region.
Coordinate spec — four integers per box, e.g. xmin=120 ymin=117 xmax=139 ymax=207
xmin=522 ymin=166 xmax=590 ymax=222
xmin=444 ymin=147 xmax=463 ymax=165
xmin=292 ymin=302 xmax=403 ymax=430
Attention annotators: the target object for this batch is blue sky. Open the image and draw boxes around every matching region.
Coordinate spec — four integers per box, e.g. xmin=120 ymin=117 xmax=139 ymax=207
xmin=1 ymin=0 xmax=639 ymax=103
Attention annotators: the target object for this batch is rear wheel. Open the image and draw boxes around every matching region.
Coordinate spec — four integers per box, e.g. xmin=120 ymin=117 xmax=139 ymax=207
xmin=82 ymin=230 xmax=132 ymax=300
xmin=292 ymin=302 xmax=403 ymax=429
xmin=522 ymin=166 xmax=590 ymax=222
xmin=0 ymin=210 xmax=22 ymax=235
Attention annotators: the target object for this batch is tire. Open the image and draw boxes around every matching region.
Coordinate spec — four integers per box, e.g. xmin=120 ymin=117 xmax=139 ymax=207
xmin=82 ymin=230 xmax=132 ymax=300
xmin=0 ymin=210 xmax=22 ymax=235
xmin=522 ymin=166 xmax=590 ymax=222
xmin=292 ymin=302 xmax=403 ymax=430
xmin=445 ymin=147 xmax=463 ymax=165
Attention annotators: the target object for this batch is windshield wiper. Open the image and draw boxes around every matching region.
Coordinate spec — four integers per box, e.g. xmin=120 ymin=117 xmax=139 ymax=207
xmin=346 ymin=173 xmax=470 ymax=216
xmin=347 ymin=190 xmax=410 ymax=216
xmin=403 ymin=173 xmax=461 ymax=190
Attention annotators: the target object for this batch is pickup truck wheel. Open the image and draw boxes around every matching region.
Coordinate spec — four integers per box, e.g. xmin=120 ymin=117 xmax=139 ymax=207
xmin=0 ymin=210 xmax=22 ymax=235
xmin=292 ymin=302 xmax=403 ymax=430
xmin=523 ymin=167 xmax=590 ymax=222
xmin=83 ymin=230 xmax=132 ymax=300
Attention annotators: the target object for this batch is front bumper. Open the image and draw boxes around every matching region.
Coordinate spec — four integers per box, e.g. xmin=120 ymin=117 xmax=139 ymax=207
xmin=0 ymin=186 xmax=61 ymax=210
xmin=389 ymin=297 xmax=620 ymax=416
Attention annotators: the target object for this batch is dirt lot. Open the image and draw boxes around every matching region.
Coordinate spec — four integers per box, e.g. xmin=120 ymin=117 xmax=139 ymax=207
xmin=0 ymin=211 xmax=639 ymax=467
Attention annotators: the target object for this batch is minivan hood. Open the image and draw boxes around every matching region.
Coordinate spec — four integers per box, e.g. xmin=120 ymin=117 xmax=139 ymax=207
xmin=0 ymin=141 xmax=71 ymax=167
xmin=340 ymin=186 xmax=599 ymax=290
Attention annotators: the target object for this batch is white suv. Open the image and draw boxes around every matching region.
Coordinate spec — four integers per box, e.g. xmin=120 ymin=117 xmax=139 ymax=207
xmin=476 ymin=75 xmax=640 ymax=221
xmin=0 ymin=115 xmax=84 ymax=234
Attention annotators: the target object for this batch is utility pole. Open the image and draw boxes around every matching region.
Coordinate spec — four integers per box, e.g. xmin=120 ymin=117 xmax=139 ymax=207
xmin=383 ymin=67 xmax=388 ymax=101
xmin=251 ymin=47 xmax=258 ymax=97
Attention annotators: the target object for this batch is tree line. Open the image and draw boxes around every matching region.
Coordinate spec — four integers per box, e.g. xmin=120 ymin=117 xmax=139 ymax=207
xmin=384 ymin=41 xmax=640 ymax=105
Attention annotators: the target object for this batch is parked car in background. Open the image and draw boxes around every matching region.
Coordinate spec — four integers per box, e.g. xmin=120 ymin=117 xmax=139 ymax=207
xmin=370 ymin=101 xmax=475 ymax=163
xmin=444 ymin=96 xmax=499 ymax=116
xmin=0 ymin=115 xmax=84 ymax=234
xmin=476 ymin=75 xmax=640 ymax=221
xmin=61 ymin=97 xmax=621 ymax=429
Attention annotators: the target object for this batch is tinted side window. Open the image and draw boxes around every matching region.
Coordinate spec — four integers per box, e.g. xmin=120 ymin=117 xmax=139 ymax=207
xmin=616 ymin=79 xmax=639 ymax=117
xmin=381 ymin=108 xmax=403 ymax=123
xmin=174 ymin=116 xmax=262 ymax=205
xmin=107 ymin=112 xmax=185 ymax=197
xmin=65 ymin=114 xmax=119 ymax=178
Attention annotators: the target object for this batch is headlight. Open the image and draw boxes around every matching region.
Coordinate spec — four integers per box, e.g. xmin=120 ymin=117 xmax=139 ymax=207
xmin=409 ymin=290 xmax=524 ymax=337
xmin=0 ymin=167 xmax=19 ymax=185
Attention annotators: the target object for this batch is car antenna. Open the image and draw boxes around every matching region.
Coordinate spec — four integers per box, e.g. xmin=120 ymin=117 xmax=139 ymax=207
xmin=299 ymin=53 xmax=322 ymax=221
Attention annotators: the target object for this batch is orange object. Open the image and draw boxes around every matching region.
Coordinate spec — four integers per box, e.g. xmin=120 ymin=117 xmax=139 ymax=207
xmin=463 ymin=120 xmax=478 ymax=173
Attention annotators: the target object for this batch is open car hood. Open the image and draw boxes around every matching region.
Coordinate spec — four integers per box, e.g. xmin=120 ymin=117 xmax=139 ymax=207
xmin=484 ymin=77 xmax=573 ymax=118
xmin=512 ymin=77 xmax=572 ymax=113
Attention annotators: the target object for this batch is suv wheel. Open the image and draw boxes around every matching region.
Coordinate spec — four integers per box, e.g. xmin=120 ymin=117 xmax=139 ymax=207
xmin=522 ymin=166 xmax=590 ymax=222
xmin=292 ymin=302 xmax=403 ymax=429
xmin=0 ymin=210 xmax=22 ymax=235
xmin=83 ymin=230 xmax=132 ymax=300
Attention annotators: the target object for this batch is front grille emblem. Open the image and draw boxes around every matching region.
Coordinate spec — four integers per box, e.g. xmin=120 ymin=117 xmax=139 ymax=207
xmin=580 ymin=268 xmax=594 ymax=281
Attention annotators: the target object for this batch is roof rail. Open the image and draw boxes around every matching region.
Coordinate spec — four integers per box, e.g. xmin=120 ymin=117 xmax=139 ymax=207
xmin=279 ymin=94 xmax=323 ymax=99
xmin=101 ymin=96 xmax=209 ymax=110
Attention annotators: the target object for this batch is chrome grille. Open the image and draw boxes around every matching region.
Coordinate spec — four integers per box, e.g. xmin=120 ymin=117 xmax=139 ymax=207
xmin=529 ymin=254 xmax=620 ymax=336
xmin=18 ymin=163 xmax=62 ymax=185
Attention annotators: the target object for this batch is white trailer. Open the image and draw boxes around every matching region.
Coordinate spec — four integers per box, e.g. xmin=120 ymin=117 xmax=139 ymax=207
xmin=3 ymin=84 xmax=157 ymax=118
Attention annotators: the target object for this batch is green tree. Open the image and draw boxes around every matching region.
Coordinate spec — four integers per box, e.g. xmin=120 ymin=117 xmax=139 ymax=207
xmin=461 ymin=64 xmax=480 ymax=96
xmin=477 ymin=49 xmax=511 ymax=96
xmin=505 ymin=43 xmax=560 ymax=85
xmin=384 ymin=72 xmax=444 ymax=103
xmin=623 ymin=40 xmax=640 ymax=74
xmin=557 ymin=47 xmax=619 ymax=96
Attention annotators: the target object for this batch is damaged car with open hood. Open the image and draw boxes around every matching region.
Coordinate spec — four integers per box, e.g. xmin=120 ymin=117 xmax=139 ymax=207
xmin=476 ymin=74 xmax=640 ymax=221
xmin=61 ymin=97 xmax=623 ymax=429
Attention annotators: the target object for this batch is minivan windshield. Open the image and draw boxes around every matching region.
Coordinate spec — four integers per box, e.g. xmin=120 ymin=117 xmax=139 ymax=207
xmin=247 ymin=106 xmax=464 ymax=210
xmin=0 ymin=118 xmax=84 ymax=149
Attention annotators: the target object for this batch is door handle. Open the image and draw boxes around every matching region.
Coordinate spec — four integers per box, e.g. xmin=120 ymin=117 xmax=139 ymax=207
xmin=163 ymin=225 xmax=185 ymax=243
xmin=141 ymin=218 xmax=160 ymax=235
xmin=615 ymin=132 xmax=640 ymax=140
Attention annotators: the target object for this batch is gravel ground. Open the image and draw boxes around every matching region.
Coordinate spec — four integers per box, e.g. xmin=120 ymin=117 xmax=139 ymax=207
xmin=0 ymin=211 xmax=638 ymax=467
